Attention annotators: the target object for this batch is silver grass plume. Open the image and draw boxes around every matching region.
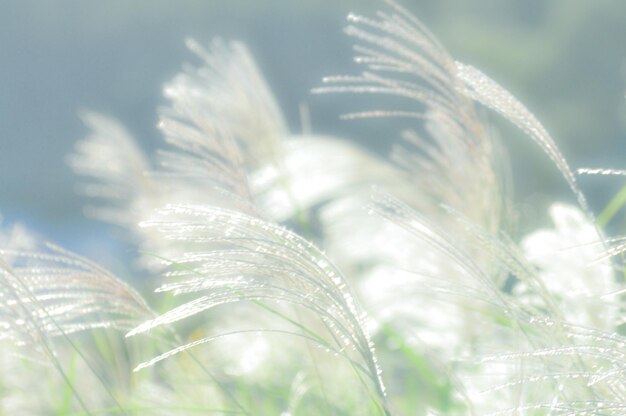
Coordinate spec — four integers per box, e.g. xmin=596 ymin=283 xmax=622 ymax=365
xmin=156 ymin=38 xmax=288 ymax=215
xmin=313 ymin=0 xmax=508 ymax=239
xmin=455 ymin=63 xmax=589 ymax=212
xmin=0 ymin=224 xmax=153 ymax=352
xmin=0 ymin=224 xmax=156 ymax=413
xmin=314 ymin=0 xmax=588 ymax=229
xmin=158 ymin=37 xmax=412 ymax=230
xmin=68 ymin=111 xmax=154 ymax=228
xmin=126 ymin=204 xmax=389 ymax=412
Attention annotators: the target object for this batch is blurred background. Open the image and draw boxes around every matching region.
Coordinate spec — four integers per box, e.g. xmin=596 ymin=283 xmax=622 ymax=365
xmin=2 ymin=0 xmax=626 ymax=276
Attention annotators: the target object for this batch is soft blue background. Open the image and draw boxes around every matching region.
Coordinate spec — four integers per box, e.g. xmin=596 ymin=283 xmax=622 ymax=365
xmin=2 ymin=0 xmax=626 ymax=276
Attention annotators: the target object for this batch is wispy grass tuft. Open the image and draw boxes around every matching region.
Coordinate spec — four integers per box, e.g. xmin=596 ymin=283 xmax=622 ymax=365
xmin=1 ymin=1 xmax=624 ymax=415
